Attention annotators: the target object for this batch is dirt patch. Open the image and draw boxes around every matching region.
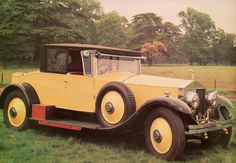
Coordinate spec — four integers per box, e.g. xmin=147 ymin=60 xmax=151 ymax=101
xmin=224 ymin=93 xmax=236 ymax=100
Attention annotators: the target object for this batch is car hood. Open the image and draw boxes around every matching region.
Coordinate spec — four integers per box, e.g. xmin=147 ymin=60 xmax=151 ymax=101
xmin=123 ymin=74 xmax=205 ymax=89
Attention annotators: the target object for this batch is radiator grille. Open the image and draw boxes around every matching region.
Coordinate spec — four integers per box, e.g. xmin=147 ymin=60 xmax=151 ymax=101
xmin=196 ymin=89 xmax=206 ymax=114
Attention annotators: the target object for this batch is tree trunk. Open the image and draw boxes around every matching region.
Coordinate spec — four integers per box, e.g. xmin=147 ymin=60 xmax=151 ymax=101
xmin=147 ymin=57 xmax=153 ymax=66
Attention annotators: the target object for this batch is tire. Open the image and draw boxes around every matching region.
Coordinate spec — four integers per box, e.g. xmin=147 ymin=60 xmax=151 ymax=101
xmin=144 ymin=107 xmax=186 ymax=161
xmin=3 ymin=90 xmax=30 ymax=131
xmin=96 ymin=82 xmax=136 ymax=127
xmin=202 ymin=107 xmax=232 ymax=148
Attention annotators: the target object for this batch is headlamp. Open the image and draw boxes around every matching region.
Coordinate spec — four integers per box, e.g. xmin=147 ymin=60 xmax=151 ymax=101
xmin=207 ymin=92 xmax=218 ymax=107
xmin=186 ymin=92 xmax=200 ymax=109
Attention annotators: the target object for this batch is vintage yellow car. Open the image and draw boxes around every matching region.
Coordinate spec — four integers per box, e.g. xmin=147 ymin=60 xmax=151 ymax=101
xmin=0 ymin=44 xmax=233 ymax=160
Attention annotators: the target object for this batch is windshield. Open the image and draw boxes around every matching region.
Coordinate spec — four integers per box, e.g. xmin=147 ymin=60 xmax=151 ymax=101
xmin=97 ymin=54 xmax=141 ymax=75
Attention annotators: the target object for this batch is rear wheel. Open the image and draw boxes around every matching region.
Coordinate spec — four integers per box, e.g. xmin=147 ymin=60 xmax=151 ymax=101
xmin=3 ymin=90 xmax=30 ymax=131
xmin=144 ymin=107 xmax=185 ymax=160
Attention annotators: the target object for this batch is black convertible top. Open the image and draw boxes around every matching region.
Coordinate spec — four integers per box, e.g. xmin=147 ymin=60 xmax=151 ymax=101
xmin=45 ymin=43 xmax=142 ymax=56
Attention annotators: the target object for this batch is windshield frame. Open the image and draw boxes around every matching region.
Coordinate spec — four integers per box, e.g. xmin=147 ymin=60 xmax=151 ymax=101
xmin=95 ymin=52 xmax=144 ymax=75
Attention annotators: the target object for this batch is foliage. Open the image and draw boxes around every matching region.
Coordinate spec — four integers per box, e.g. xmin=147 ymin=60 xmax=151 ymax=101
xmin=158 ymin=22 xmax=183 ymax=63
xmin=95 ymin=11 xmax=130 ymax=48
xmin=141 ymin=41 xmax=166 ymax=65
xmin=222 ymin=33 xmax=236 ymax=65
xmin=211 ymin=29 xmax=227 ymax=65
xmin=0 ymin=0 xmax=102 ymax=64
xmin=130 ymin=13 xmax=162 ymax=49
xmin=210 ymin=29 xmax=236 ymax=65
xmin=178 ymin=8 xmax=216 ymax=65
xmin=0 ymin=1 xmax=235 ymax=65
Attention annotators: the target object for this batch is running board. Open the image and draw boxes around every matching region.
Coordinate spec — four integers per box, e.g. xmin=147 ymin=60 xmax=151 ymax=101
xmin=30 ymin=104 xmax=135 ymax=131
xmin=31 ymin=104 xmax=102 ymax=131
xmin=31 ymin=118 xmax=102 ymax=131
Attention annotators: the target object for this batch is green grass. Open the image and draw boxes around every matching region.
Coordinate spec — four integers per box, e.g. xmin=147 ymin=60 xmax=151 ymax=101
xmin=0 ymin=102 xmax=235 ymax=163
xmin=207 ymin=89 xmax=236 ymax=95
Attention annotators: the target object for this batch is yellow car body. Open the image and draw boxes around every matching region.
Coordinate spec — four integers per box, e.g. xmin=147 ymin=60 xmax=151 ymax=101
xmin=0 ymin=44 xmax=233 ymax=160
xmin=11 ymin=70 xmax=200 ymax=113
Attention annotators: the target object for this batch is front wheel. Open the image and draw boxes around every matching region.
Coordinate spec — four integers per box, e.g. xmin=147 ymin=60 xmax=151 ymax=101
xmin=3 ymin=90 xmax=30 ymax=131
xmin=144 ymin=107 xmax=186 ymax=161
xmin=96 ymin=82 xmax=135 ymax=127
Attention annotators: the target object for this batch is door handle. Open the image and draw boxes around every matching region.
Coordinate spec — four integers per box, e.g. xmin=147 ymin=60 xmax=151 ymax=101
xmin=64 ymin=80 xmax=69 ymax=88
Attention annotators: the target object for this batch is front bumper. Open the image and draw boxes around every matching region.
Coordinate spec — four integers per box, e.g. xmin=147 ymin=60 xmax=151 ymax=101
xmin=185 ymin=119 xmax=233 ymax=135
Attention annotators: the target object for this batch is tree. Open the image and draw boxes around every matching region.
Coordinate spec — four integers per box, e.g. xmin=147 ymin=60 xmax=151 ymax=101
xmin=210 ymin=29 xmax=223 ymax=65
xmin=141 ymin=41 xmax=166 ymax=65
xmin=223 ymin=33 xmax=236 ymax=65
xmin=95 ymin=11 xmax=129 ymax=48
xmin=158 ymin=22 xmax=182 ymax=62
xmin=206 ymin=28 xmax=236 ymax=65
xmin=130 ymin=13 xmax=162 ymax=49
xmin=0 ymin=0 xmax=102 ymax=64
xmin=159 ymin=22 xmax=181 ymax=44
xmin=178 ymin=8 xmax=216 ymax=65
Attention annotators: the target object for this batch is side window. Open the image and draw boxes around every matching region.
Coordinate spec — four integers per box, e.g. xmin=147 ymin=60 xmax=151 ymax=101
xmin=81 ymin=50 xmax=93 ymax=75
xmin=46 ymin=48 xmax=68 ymax=74
xmin=67 ymin=50 xmax=84 ymax=75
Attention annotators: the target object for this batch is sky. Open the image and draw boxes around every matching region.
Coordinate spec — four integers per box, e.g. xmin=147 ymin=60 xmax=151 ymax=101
xmin=99 ymin=0 xmax=236 ymax=34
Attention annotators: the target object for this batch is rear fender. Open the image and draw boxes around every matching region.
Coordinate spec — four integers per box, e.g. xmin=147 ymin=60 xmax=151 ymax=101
xmin=0 ymin=83 xmax=40 ymax=109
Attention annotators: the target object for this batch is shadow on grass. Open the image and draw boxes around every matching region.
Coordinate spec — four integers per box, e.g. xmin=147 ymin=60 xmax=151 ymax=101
xmin=32 ymin=124 xmax=145 ymax=150
xmin=30 ymin=123 xmax=220 ymax=161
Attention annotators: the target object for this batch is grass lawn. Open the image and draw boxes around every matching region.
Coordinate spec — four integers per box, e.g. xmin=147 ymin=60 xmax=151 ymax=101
xmin=0 ymin=102 xmax=235 ymax=163
xmin=142 ymin=65 xmax=236 ymax=90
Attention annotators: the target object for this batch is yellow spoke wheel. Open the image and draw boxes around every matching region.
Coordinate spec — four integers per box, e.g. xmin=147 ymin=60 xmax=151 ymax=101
xmin=144 ymin=108 xmax=185 ymax=160
xmin=7 ymin=97 xmax=26 ymax=127
xmin=150 ymin=117 xmax=172 ymax=154
xmin=3 ymin=90 xmax=30 ymax=131
xmin=101 ymin=91 xmax=125 ymax=124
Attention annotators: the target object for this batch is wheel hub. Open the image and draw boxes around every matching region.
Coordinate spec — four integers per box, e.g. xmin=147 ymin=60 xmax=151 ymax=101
xmin=10 ymin=107 xmax=17 ymax=118
xmin=105 ymin=102 xmax=115 ymax=114
xmin=101 ymin=91 xmax=125 ymax=124
xmin=153 ymin=129 xmax=162 ymax=143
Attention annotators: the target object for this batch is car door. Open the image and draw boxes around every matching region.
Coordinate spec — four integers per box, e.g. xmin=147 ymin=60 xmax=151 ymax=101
xmin=64 ymin=50 xmax=95 ymax=112
xmin=28 ymin=47 xmax=70 ymax=108
xmin=64 ymin=75 xmax=94 ymax=112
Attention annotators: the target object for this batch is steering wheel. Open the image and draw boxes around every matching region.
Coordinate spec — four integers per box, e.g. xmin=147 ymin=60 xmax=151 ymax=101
xmin=98 ymin=63 xmax=111 ymax=75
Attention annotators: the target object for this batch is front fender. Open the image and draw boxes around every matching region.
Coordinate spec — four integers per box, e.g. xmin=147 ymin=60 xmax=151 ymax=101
xmin=99 ymin=96 xmax=192 ymax=130
xmin=138 ymin=96 xmax=192 ymax=114
xmin=217 ymin=95 xmax=233 ymax=109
